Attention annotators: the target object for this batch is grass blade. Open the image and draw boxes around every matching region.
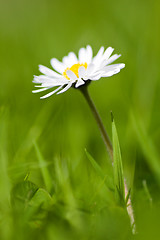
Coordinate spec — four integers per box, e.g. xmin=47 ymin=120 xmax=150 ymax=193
xmin=112 ymin=114 xmax=125 ymax=206
xmin=34 ymin=142 xmax=52 ymax=192
xmin=130 ymin=111 xmax=160 ymax=184
xmin=85 ymin=149 xmax=114 ymax=191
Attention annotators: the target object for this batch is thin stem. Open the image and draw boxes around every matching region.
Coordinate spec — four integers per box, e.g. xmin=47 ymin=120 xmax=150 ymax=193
xmin=80 ymin=85 xmax=136 ymax=234
xmin=80 ymin=86 xmax=113 ymax=160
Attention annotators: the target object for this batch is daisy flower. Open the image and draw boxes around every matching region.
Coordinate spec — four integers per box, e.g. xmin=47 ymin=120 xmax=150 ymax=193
xmin=32 ymin=45 xmax=125 ymax=99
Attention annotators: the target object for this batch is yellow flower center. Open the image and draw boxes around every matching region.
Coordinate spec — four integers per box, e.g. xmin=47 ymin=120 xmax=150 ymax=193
xmin=63 ymin=62 xmax=88 ymax=80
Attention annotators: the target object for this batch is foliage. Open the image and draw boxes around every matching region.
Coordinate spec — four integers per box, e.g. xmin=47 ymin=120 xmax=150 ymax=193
xmin=0 ymin=0 xmax=160 ymax=239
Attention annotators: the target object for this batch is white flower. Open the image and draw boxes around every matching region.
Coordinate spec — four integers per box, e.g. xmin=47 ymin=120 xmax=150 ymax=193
xmin=32 ymin=45 xmax=125 ymax=99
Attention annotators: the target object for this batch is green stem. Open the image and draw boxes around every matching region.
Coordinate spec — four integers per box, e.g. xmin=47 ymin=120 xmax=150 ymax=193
xmin=80 ymin=86 xmax=113 ymax=160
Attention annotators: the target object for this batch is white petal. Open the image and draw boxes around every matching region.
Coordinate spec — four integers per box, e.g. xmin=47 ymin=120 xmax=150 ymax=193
xmin=40 ymin=81 xmax=65 ymax=87
xmin=39 ymin=65 xmax=62 ymax=77
xmin=103 ymin=47 xmax=114 ymax=60
xmin=34 ymin=85 xmax=44 ymax=87
xmin=62 ymin=52 xmax=78 ymax=67
xmin=40 ymin=86 xmax=63 ymax=99
xmin=85 ymin=45 xmax=93 ymax=64
xmin=90 ymin=73 xmax=102 ymax=80
xmin=86 ymin=63 xmax=95 ymax=75
xmin=92 ymin=46 xmax=104 ymax=65
xmin=75 ymin=79 xmax=85 ymax=88
xmin=105 ymin=54 xmax=121 ymax=66
xmin=66 ymin=70 xmax=77 ymax=81
xmin=67 ymin=52 xmax=78 ymax=65
xmin=33 ymin=75 xmax=68 ymax=85
xmin=102 ymin=69 xmax=120 ymax=77
xmin=78 ymin=66 xmax=86 ymax=78
xmin=50 ymin=58 xmax=65 ymax=73
xmin=57 ymin=82 xmax=72 ymax=94
xmin=32 ymin=88 xmax=48 ymax=93
xmin=62 ymin=56 xmax=69 ymax=66
xmin=33 ymin=75 xmax=53 ymax=83
xmin=102 ymin=63 xmax=125 ymax=72
xmin=78 ymin=47 xmax=86 ymax=63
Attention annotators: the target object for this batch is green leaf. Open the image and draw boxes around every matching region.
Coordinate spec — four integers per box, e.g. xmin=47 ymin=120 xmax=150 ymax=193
xmin=27 ymin=188 xmax=54 ymax=224
xmin=85 ymin=149 xmax=114 ymax=191
xmin=112 ymin=115 xmax=125 ymax=206
xmin=11 ymin=180 xmax=54 ymax=225
xmin=11 ymin=180 xmax=39 ymax=211
xmin=29 ymin=188 xmax=54 ymax=209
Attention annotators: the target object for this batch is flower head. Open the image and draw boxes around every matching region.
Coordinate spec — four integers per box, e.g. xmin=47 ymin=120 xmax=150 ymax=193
xmin=32 ymin=45 xmax=125 ymax=99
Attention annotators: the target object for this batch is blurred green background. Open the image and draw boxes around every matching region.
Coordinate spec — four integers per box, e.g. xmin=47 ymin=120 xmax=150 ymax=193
xmin=0 ymin=0 xmax=160 ymax=239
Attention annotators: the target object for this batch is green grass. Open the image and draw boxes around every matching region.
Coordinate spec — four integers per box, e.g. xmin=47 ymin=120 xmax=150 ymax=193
xmin=0 ymin=0 xmax=160 ymax=239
